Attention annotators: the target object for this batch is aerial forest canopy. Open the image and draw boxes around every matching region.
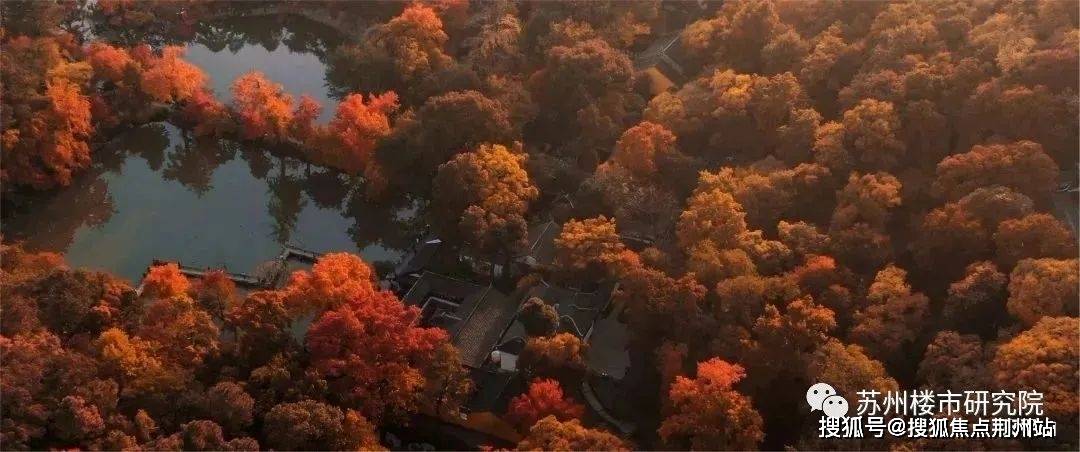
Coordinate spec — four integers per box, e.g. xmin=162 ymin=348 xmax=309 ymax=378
xmin=1 ymin=0 xmax=1078 ymax=450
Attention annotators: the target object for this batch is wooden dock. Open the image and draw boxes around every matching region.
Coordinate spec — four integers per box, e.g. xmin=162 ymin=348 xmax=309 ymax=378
xmin=282 ymin=244 xmax=321 ymax=263
xmin=137 ymin=245 xmax=326 ymax=294
xmin=149 ymin=259 xmax=267 ymax=288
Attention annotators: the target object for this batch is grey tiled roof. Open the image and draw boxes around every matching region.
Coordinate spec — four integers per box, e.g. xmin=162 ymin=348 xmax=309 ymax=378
xmin=586 ymin=314 xmax=630 ymax=379
xmin=452 ymin=288 xmax=521 ymax=368
xmin=402 ymin=271 xmax=484 ymax=307
xmin=395 ymin=239 xmax=443 ymax=277
xmin=466 ymin=368 xmax=522 ymax=412
xmin=527 ymin=282 xmax=613 ymax=338
xmin=634 ymin=33 xmax=686 ymax=80
xmin=516 ymin=220 xmax=559 ymax=267
xmin=402 ymin=271 xmax=520 ymax=368
xmin=493 ymin=280 xmax=616 ymax=372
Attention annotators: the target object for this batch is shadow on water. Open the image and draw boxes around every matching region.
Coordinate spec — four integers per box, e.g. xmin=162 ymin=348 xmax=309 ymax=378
xmin=87 ymin=2 xmax=344 ymax=56
xmin=5 ymin=121 xmax=418 ymax=283
xmin=4 ymin=11 xmax=417 ymax=282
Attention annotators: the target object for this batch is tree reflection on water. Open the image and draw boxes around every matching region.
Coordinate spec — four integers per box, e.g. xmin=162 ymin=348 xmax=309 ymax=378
xmin=3 ymin=2 xmax=419 ymax=279
xmin=163 ymin=131 xmax=237 ymax=197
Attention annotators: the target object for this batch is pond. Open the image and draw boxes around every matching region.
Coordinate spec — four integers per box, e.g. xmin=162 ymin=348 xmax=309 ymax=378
xmin=2 ymin=13 xmax=417 ymax=283
xmin=184 ymin=14 xmax=342 ymax=121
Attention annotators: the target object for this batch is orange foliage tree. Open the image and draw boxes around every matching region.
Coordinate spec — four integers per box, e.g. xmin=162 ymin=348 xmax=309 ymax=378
xmin=86 ymin=43 xmax=208 ymax=120
xmin=992 ymin=317 xmax=1078 ymax=423
xmin=506 ymin=378 xmax=585 ymax=431
xmin=0 ymin=244 xmax=66 ymax=335
xmin=519 ymin=333 xmax=587 ymax=380
xmin=263 ymin=400 xmax=384 ymax=451
xmin=1 ymin=330 xmax=68 ymax=448
xmin=690 ymin=163 xmax=833 ymax=232
xmin=419 ymin=342 xmax=473 ymax=419
xmin=778 ymin=220 xmax=831 ymax=257
xmin=190 ymin=270 xmax=239 ymax=319
xmin=85 ymin=41 xmax=134 ymax=83
xmin=372 ymin=4 xmax=451 ymax=82
xmin=933 ymin=141 xmax=1058 ymax=201
xmin=961 ymin=80 xmax=1078 ymax=165
xmin=305 ymin=288 xmax=448 ymax=422
xmin=138 ymin=295 xmax=220 ymax=368
xmin=917 ymin=331 xmax=989 ymax=391
xmin=807 ymin=339 xmax=899 ymax=400
xmin=836 ymin=98 xmax=906 ymax=171
xmin=517 ymin=297 xmax=559 ymax=337
xmin=95 ymin=328 xmax=183 ymax=398
xmin=943 ymin=261 xmax=1009 ymax=336
xmin=676 ymin=188 xmax=748 ymax=250
xmin=231 ymin=71 xmax=295 ymax=142
xmin=552 ymin=216 xmax=626 ymax=283
xmin=713 ymin=273 xmax=799 ymax=330
xmin=828 ymin=172 xmax=902 ymax=272
xmin=206 ymin=382 xmax=254 ymax=435
xmin=644 ymin=69 xmax=815 ymax=162
xmin=659 ymin=358 xmax=764 ymax=450
xmin=609 ymin=121 xmax=678 ymax=178
xmin=324 ymin=92 xmax=399 ymax=174
xmin=290 ymin=94 xmax=322 ymax=144
xmin=850 ymin=265 xmax=930 ymax=365
xmin=181 ymin=89 xmax=233 ymax=138
xmin=138 ymin=46 xmax=206 ymax=104
xmin=282 ymin=252 xmax=378 ymax=315
xmin=956 ymin=186 xmax=1035 ymax=230
xmin=750 ymin=295 xmax=837 ymax=368
xmin=225 ymin=290 xmax=294 ymax=367
xmin=616 ymin=264 xmax=707 ymax=347
xmin=516 ymin=416 xmax=630 ymax=451
xmin=30 ymin=268 xmax=134 ymax=339
xmin=831 ymin=171 xmax=903 ymax=230
xmin=4 ymin=1 xmax=1080 ymax=449
xmin=140 ymin=263 xmax=190 ymax=300
xmin=679 ymin=0 xmax=791 ymax=73
xmin=2 ymin=79 xmax=92 ymax=190
xmin=686 ymin=241 xmax=757 ymax=288
xmin=994 ymin=213 xmax=1077 ymax=268
xmin=912 ymin=203 xmax=991 ymax=278
xmin=431 ymin=143 xmax=539 ymax=257
xmin=1006 ymin=258 xmax=1079 ymax=326
xmin=380 ymin=90 xmax=515 ymax=179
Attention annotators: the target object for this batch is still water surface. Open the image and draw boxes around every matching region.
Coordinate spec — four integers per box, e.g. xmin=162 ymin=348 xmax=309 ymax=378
xmin=3 ymin=15 xmax=414 ymax=282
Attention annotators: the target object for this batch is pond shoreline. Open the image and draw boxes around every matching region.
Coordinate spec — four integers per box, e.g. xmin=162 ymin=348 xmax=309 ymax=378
xmin=2 ymin=110 xmax=359 ymax=219
xmin=2 ymin=16 xmax=413 ymax=283
xmin=3 ymin=6 xmax=361 ymax=213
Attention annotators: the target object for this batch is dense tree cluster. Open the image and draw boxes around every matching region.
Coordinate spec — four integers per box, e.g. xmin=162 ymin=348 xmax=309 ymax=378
xmin=2 ymin=34 xmax=93 ymax=189
xmin=659 ymin=359 xmax=764 ymax=450
xmin=432 ymin=143 xmax=539 ymax=260
xmin=0 ymin=245 xmax=465 ymax=450
xmin=547 ymin=0 xmax=1076 ymax=449
xmin=506 ymin=378 xmax=585 ymax=431
xmin=2 ymin=0 xmax=1078 ymax=450
xmin=4 ymin=12 xmax=400 ymax=196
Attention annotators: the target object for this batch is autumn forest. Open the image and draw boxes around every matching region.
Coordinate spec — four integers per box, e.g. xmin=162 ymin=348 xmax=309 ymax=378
xmin=1 ymin=0 xmax=1078 ymax=451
